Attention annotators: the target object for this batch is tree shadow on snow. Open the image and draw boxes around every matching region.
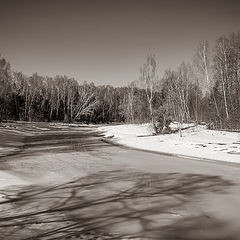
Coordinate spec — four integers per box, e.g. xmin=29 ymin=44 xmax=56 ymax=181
xmin=0 ymin=170 xmax=237 ymax=239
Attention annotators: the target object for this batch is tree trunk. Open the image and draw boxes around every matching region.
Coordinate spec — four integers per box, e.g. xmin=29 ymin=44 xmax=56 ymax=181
xmin=220 ymin=69 xmax=229 ymax=119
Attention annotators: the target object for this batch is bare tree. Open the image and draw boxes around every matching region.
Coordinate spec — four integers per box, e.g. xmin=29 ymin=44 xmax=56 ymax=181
xmin=214 ymin=37 xmax=230 ymax=120
xmin=163 ymin=63 xmax=192 ymax=137
xmin=73 ymin=83 xmax=98 ymax=121
xmin=139 ymin=55 xmax=157 ymax=125
xmin=0 ymin=57 xmax=12 ymax=121
xmin=193 ymin=40 xmax=221 ymax=124
xmin=194 ymin=40 xmax=211 ymax=95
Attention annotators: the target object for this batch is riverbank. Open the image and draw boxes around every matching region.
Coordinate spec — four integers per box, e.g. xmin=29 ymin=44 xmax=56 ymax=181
xmin=98 ymin=123 xmax=240 ymax=164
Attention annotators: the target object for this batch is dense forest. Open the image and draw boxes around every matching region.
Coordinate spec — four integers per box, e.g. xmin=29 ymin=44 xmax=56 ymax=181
xmin=0 ymin=32 xmax=240 ymax=131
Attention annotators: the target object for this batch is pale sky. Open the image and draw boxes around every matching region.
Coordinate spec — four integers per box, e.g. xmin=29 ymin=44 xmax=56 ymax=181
xmin=0 ymin=0 xmax=239 ymax=86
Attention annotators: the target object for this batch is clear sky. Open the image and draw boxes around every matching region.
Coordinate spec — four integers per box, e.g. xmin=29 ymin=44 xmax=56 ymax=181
xmin=0 ymin=0 xmax=239 ymax=86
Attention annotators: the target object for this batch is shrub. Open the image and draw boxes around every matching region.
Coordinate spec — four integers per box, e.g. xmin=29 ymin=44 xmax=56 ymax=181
xmin=153 ymin=106 xmax=172 ymax=134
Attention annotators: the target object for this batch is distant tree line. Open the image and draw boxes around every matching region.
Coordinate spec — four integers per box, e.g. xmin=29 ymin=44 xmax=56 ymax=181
xmin=0 ymin=32 xmax=239 ymax=130
xmin=0 ymin=63 xmax=150 ymax=123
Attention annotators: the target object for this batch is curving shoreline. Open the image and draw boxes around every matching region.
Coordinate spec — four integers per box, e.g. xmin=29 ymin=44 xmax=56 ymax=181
xmin=98 ymin=123 xmax=240 ymax=164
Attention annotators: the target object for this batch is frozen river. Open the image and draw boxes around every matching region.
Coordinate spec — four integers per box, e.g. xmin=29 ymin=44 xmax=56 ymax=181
xmin=0 ymin=122 xmax=240 ymax=239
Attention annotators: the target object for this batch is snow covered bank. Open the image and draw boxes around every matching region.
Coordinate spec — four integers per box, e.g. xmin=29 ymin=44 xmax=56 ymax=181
xmin=98 ymin=123 xmax=240 ymax=163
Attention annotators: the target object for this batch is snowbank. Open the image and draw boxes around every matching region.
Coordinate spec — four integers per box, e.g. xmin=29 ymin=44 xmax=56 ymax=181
xmin=98 ymin=123 xmax=240 ymax=163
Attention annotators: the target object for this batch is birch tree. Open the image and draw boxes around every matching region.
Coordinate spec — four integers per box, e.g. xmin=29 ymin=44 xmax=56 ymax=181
xmin=194 ymin=40 xmax=220 ymax=124
xmin=214 ymin=37 xmax=230 ymax=120
xmin=73 ymin=83 xmax=98 ymax=121
xmin=139 ymin=55 xmax=157 ymax=125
